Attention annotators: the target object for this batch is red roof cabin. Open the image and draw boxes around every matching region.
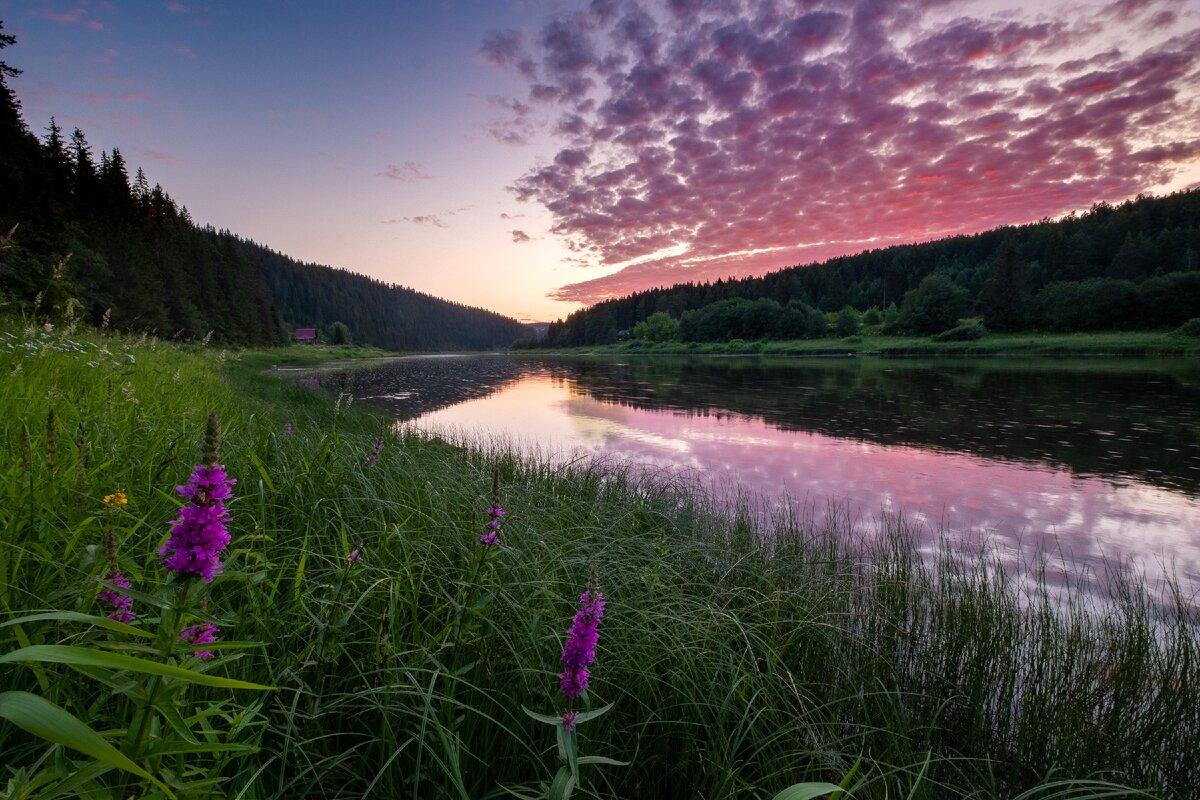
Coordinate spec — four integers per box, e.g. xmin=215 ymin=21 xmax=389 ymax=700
xmin=294 ymin=327 xmax=318 ymax=343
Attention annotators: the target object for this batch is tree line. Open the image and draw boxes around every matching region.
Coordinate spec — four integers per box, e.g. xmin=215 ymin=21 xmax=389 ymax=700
xmin=0 ymin=22 xmax=528 ymax=350
xmin=536 ymin=187 xmax=1200 ymax=346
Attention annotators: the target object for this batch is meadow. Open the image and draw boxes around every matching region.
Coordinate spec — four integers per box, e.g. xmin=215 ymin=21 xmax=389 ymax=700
xmin=0 ymin=321 xmax=1197 ymax=800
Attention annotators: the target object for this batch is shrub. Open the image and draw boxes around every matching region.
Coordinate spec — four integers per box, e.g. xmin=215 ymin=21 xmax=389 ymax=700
xmin=932 ymin=323 xmax=987 ymax=342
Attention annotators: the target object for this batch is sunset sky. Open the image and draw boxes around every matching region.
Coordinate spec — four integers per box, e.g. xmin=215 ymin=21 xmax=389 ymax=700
xmin=5 ymin=0 xmax=1200 ymax=321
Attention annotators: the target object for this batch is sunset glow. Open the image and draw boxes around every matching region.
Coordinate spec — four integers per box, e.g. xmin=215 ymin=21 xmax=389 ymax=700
xmin=7 ymin=0 xmax=1200 ymax=319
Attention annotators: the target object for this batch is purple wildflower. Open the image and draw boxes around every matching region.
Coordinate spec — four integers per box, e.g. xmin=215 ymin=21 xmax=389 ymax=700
xmin=283 ymin=422 xmax=294 ymax=436
xmin=97 ymin=570 xmax=135 ymax=623
xmin=349 ymin=548 xmax=363 ymax=563
xmin=180 ymin=621 xmax=218 ymax=660
xmin=367 ymin=437 xmax=383 ymax=465
xmin=479 ymin=503 xmax=505 ymax=547
xmin=560 ymin=587 xmax=605 ymax=699
xmin=159 ymin=464 xmax=235 ymax=582
xmin=561 ymin=710 xmax=579 ymax=731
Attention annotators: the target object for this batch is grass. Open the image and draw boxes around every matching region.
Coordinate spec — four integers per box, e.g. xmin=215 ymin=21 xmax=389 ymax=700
xmin=553 ymin=330 xmax=1200 ymax=357
xmin=235 ymin=342 xmax=397 ymax=370
xmin=0 ymin=320 xmax=1197 ymax=799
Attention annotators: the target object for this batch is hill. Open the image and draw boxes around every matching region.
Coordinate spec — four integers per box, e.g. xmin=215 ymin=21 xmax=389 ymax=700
xmin=0 ymin=22 xmax=527 ymax=350
xmin=542 ymin=188 xmax=1200 ymax=346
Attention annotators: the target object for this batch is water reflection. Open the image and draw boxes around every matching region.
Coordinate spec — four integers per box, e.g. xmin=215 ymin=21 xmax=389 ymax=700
xmin=312 ymin=355 xmax=1200 ymax=588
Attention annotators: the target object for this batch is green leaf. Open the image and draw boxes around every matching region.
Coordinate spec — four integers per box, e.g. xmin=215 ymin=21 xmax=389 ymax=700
xmin=0 ymin=611 xmax=154 ymax=639
xmin=36 ymin=760 xmax=115 ymax=800
xmin=246 ymin=448 xmax=275 ymax=493
xmin=157 ymin=698 xmax=199 ymax=745
xmin=64 ymin=662 xmax=143 ymax=699
xmin=521 ymin=705 xmax=564 ymax=726
xmin=0 ymin=645 xmax=274 ymax=691
xmin=571 ymin=702 xmax=614 ymax=725
xmin=773 ymin=783 xmax=845 ymax=800
xmin=576 ymin=755 xmax=629 ymax=767
xmin=0 ymin=691 xmax=176 ymax=800
xmin=832 ymin=755 xmax=863 ymax=800
xmin=556 ymin=723 xmax=578 ymax=781
xmin=144 ymin=741 xmax=256 ymax=757
xmin=547 ymin=765 xmax=575 ymax=800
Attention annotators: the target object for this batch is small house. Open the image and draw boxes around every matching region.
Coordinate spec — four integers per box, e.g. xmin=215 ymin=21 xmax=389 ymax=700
xmin=294 ymin=327 xmax=318 ymax=343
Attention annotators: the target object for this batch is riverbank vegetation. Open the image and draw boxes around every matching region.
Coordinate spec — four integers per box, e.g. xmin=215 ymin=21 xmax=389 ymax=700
xmin=530 ymin=329 xmax=1200 ymax=357
xmin=2 ymin=320 xmax=1197 ymax=799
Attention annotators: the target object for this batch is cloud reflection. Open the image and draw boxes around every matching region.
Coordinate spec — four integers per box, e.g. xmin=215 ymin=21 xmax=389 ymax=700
xmin=417 ymin=375 xmax=1200 ymax=589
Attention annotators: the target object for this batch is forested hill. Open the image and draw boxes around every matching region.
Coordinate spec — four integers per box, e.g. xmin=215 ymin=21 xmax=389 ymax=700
xmin=544 ymin=187 xmax=1200 ymax=346
xmin=226 ymin=234 xmax=529 ymax=352
xmin=0 ymin=23 xmax=526 ymax=350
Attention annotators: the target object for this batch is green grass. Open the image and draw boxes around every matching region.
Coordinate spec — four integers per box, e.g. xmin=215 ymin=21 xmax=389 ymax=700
xmin=0 ymin=320 xmax=1196 ymax=799
xmin=235 ymin=342 xmax=397 ymax=370
xmin=556 ymin=330 xmax=1200 ymax=357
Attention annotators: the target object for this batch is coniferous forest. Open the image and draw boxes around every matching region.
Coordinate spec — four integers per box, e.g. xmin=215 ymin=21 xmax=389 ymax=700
xmin=543 ymin=188 xmax=1200 ymax=346
xmin=0 ymin=24 xmax=528 ymax=350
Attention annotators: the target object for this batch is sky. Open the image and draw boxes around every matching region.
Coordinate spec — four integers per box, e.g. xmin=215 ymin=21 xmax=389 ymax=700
xmin=4 ymin=0 xmax=1200 ymax=322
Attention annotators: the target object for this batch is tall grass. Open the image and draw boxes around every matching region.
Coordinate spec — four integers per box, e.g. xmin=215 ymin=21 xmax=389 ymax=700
xmin=0 ymin=321 xmax=1195 ymax=799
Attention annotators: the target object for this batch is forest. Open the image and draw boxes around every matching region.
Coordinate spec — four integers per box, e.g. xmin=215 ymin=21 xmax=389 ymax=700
xmin=539 ymin=187 xmax=1200 ymax=347
xmin=0 ymin=23 xmax=528 ymax=351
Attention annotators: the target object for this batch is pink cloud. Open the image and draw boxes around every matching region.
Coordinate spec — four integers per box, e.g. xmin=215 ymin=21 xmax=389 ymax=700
xmin=382 ymin=207 xmax=471 ymax=228
xmin=33 ymin=6 xmax=104 ymax=30
xmin=484 ymin=0 xmax=1200 ymax=305
xmin=378 ymin=161 xmax=432 ymax=182
xmin=142 ymin=150 xmax=182 ymax=163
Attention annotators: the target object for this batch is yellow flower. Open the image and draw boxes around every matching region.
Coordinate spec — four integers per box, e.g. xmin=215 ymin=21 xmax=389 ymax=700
xmin=103 ymin=491 xmax=127 ymax=508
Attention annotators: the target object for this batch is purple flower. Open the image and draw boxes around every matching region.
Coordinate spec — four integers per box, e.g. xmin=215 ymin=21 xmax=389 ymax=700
xmin=159 ymin=464 xmax=235 ymax=582
xmin=180 ymin=621 xmax=218 ymax=660
xmin=561 ymin=710 xmax=579 ymax=731
xmin=98 ymin=570 xmax=135 ymax=623
xmin=560 ymin=587 xmax=605 ymax=699
xmin=349 ymin=549 xmax=363 ymax=563
xmin=283 ymin=422 xmax=294 ymax=436
xmin=479 ymin=502 xmax=505 ymax=547
xmin=367 ymin=437 xmax=383 ymax=465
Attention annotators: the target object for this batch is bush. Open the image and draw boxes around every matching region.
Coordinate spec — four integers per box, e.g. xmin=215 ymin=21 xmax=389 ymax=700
xmin=932 ymin=323 xmax=987 ymax=342
xmin=896 ymin=274 xmax=972 ymax=334
xmin=1035 ymin=279 xmax=1140 ymax=331
xmin=630 ymin=311 xmax=679 ymax=342
xmin=834 ymin=306 xmax=861 ymax=337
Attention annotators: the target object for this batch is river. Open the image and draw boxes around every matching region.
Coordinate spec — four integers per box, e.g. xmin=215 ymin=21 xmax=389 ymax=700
xmin=308 ymin=354 xmax=1200 ymax=591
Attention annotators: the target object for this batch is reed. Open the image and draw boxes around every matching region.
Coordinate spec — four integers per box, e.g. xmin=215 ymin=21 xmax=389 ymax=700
xmin=0 ymin=322 xmax=1194 ymax=799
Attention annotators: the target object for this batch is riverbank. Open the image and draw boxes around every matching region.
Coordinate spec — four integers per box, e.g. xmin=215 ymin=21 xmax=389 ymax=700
xmin=1 ymin=322 xmax=1196 ymax=799
xmin=533 ymin=330 xmax=1200 ymax=357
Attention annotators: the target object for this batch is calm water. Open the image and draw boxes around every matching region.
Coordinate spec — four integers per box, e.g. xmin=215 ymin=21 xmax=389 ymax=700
xmin=310 ymin=355 xmax=1200 ymax=589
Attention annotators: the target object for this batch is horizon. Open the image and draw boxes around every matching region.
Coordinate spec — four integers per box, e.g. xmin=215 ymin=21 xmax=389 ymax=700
xmin=6 ymin=0 xmax=1200 ymax=322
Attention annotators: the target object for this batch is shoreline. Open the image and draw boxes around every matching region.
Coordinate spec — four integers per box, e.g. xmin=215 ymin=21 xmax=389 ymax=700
xmin=517 ymin=330 xmax=1200 ymax=358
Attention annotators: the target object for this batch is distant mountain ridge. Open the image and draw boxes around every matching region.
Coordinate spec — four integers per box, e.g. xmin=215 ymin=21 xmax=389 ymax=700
xmin=225 ymin=233 xmax=530 ymax=352
xmin=0 ymin=23 xmax=526 ymax=350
